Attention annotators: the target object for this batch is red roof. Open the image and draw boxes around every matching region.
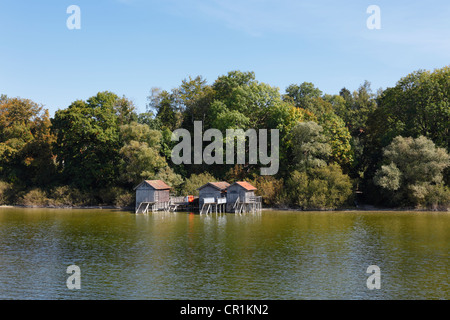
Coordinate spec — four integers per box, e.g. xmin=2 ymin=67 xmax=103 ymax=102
xmin=233 ymin=181 xmax=257 ymax=191
xmin=198 ymin=182 xmax=230 ymax=191
xmin=135 ymin=180 xmax=171 ymax=190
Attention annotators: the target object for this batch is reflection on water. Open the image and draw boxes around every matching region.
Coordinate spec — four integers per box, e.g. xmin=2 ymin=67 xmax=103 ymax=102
xmin=0 ymin=208 xmax=448 ymax=300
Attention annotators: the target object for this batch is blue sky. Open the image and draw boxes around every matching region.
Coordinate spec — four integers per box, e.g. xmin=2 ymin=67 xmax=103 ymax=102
xmin=1 ymin=0 xmax=449 ymax=116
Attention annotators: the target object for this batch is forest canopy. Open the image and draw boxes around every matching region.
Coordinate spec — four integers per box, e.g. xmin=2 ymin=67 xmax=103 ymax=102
xmin=1 ymin=66 xmax=449 ymax=210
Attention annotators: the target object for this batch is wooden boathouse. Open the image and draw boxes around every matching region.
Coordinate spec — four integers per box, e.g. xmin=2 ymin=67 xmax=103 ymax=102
xmin=133 ymin=179 xmax=262 ymax=214
xmin=197 ymin=182 xmax=230 ymax=214
xmin=227 ymin=181 xmax=262 ymax=214
xmin=134 ymin=180 xmax=171 ymax=213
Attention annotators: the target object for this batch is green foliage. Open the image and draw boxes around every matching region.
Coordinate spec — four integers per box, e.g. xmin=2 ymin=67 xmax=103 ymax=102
xmin=120 ymin=121 xmax=161 ymax=147
xmin=19 ymin=188 xmax=48 ymax=207
xmin=286 ymin=164 xmax=353 ymax=209
xmin=373 ymin=163 xmax=402 ymax=191
xmin=119 ymin=140 xmax=167 ymax=185
xmin=0 ymin=180 xmax=12 ymax=204
xmin=264 ymin=102 xmax=316 ymax=174
xmin=118 ymin=121 xmax=181 ymax=188
xmin=180 ymin=172 xmax=216 ymax=196
xmin=374 ymin=136 xmax=450 ymax=207
xmin=290 ymin=121 xmax=331 ymax=171
xmin=97 ymin=186 xmax=134 ymax=207
xmin=423 ymin=184 xmax=450 ymax=210
xmin=326 ymin=81 xmax=377 ymax=136
xmin=212 ymin=71 xmax=283 ymax=128
xmin=47 ymin=185 xmax=73 ymax=206
xmin=51 ymin=91 xmax=136 ymax=189
xmin=137 ymin=111 xmax=162 ymax=130
xmin=251 ymin=175 xmax=285 ymax=206
xmin=211 ymin=106 xmax=250 ymax=131
xmin=369 ymin=66 xmax=449 ymax=150
xmin=2 ymin=66 xmax=448 ymax=210
xmin=284 ymin=82 xmax=325 ymax=115
xmin=113 ymin=191 xmax=135 ymax=207
xmin=318 ymin=113 xmax=354 ymax=168
xmin=46 ymin=186 xmax=95 ymax=207
xmin=153 ymin=166 xmax=183 ymax=194
xmin=0 ymin=96 xmax=56 ymax=186
xmin=147 ymin=88 xmax=182 ymax=131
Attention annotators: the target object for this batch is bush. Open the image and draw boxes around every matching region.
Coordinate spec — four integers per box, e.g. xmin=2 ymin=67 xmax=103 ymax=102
xmin=97 ymin=187 xmax=134 ymax=207
xmin=46 ymin=186 xmax=97 ymax=207
xmin=410 ymin=183 xmax=450 ymax=210
xmin=69 ymin=188 xmax=95 ymax=206
xmin=374 ymin=136 xmax=450 ymax=207
xmin=286 ymin=164 xmax=353 ymax=209
xmin=0 ymin=181 xmax=12 ymax=205
xmin=114 ymin=191 xmax=134 ymax=207
xmin=47 ymin=186 xmax=73 ymax=207
xmin=19 ymin=188 xmax=48 ymax=207
xmin=251 ymin=176 xmax=285 ymax=206
xmin=180 ymin=172 xmax=216 ymax=196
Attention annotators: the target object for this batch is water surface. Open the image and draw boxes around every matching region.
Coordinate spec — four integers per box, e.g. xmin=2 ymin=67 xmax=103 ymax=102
xmin=0 ymin=208 xmax=448 ymax=299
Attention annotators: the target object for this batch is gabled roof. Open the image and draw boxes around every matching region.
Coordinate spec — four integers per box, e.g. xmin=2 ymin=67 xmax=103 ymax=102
xmin=231 ymin=181 xmax=257 ymax=191
xmin=134 ymin=180 xmax=171 ymax=190
xmin=197 ymin=181 xmax=230 ymax=191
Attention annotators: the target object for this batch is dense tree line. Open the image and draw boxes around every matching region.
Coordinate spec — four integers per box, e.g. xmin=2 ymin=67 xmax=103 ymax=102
xmin=0 ymin=66 xmax=449 ymax=210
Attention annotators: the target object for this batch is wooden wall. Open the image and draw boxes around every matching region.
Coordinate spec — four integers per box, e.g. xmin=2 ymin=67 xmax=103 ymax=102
xmin=198 ymin=185 xmax=225 ymax=206
xmin=135 ymin=186 xmax=170 ymax=211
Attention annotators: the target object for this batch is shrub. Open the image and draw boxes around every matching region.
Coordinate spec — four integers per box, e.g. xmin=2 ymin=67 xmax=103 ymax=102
xmin=114 ymin=191 xmax=134 ymax=207
xmin=47 ymin=186 xmax=76 ymax=207
xmin=19 ymin=188 xmax=48 ymax=207
xmin=252 ymin=176 xmax=285 ymax=206
xmin=97 ymin=187 xmax=134 ymax=207
xmin=181 ymin=172 xmax=217 ymax=196
xmin=286 ymin=164 xmax=353 ymax=209
xmin=69 ymin=188 xmax=95 ymax=206
xmin=374 ymin=136 xmax=450 ymax=207
xmin=0 ymin=181 xmax=12 ymax=205
xmin=410 ymin=183 xmax=450 ymax=210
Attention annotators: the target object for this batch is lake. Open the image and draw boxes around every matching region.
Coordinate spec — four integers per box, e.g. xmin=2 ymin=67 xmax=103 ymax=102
xmin=0 ymin=207 xmax=448 ymax=300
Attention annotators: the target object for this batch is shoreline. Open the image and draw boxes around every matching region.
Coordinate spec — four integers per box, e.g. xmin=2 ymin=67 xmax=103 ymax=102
xmin=0 ymin=205 xmax=134 ymax=211
xmin=1 ymin=204 xmax=448 ymax=212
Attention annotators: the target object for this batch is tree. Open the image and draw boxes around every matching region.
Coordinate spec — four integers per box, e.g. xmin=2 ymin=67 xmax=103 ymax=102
xmin=290 ymin=121 xmax=331 ymax=171
xmin=369 ymin=67 xmax=449 ymax=151
xmin=327 ymin=81 xmax=377 ymax=136
xmin=284 ymin=82 xmax=323 ymax=113
xmin=175 ymin=71 xmax=288 ymax=179
xmin=318 ymin=112 xmax=354 ymax=169
xmin=251 ymin=175 xmax=284 ymax=206
xmin=180 ymin=172 xmax=216 ymax=196
xmin=147 ymin=88 xmax=182 ymax=131
xmin=374 ymin=136 xmax=450 ymax=207
xmin=51 ymin=91 xmax=135 ymax=189
xmin=286 ymin=164 xmax=352 ymax=209
xmin=0 ymin=96 xmax=55 ymax=187
xmin=137 ymin=111 xmax=162 ymax=130
xmin=154 ymin=166 xmax=183 ymax=194
xmin=264 ymin=101 xmax=316 ymax=175
xmin=213 ymin=70 xmax=283 ymax=128
xmin=180 ymin=83 xmax=216 ymax=132
xmin=118 ymin=122 xmax=168 ymax=186
xmin=118 ymin=121 xmax=182 ymax=188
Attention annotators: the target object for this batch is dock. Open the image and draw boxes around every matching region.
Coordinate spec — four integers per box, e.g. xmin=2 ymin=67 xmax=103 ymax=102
xmin=232 ymin=196 xmax=263 ymax=214
xmin=199 ymin=197 xmax=227 ymax=214
xmin=134 ymin=180 xmax=262 ymax=215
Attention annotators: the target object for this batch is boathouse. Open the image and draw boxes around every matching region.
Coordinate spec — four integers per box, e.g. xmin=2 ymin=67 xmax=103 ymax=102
xmin=226 ymin=181 xmax=262 ymax=213
xmin=134 ymin=180 xmax=171 ymax=213
xmin=197 ymin=182 xmax=230 ymax=214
